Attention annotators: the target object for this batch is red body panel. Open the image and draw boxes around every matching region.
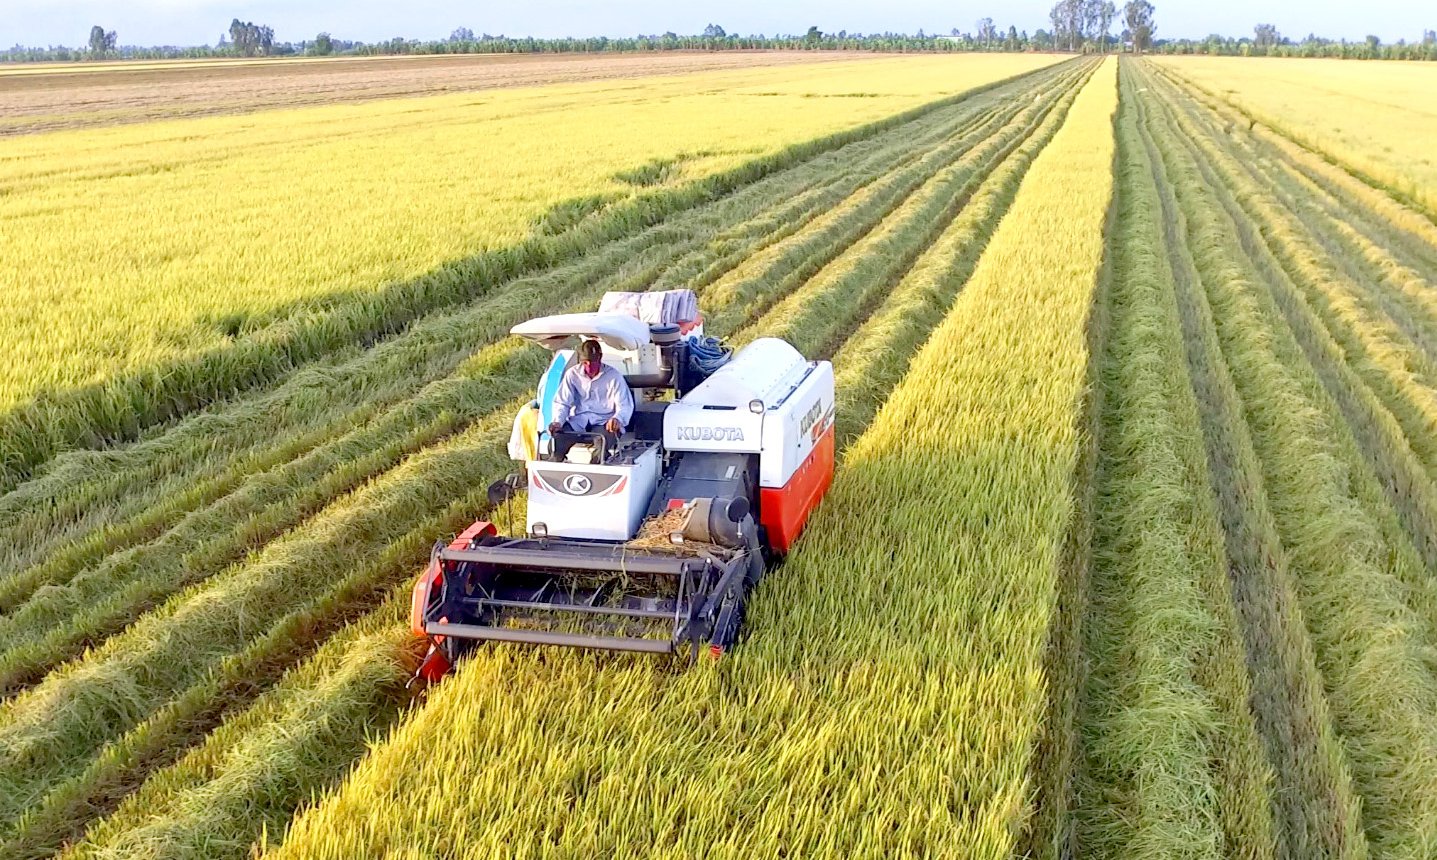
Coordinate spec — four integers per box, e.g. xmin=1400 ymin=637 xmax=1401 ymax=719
xmin=450 ymin=520 xmax=498 ymax=550
xmin=759 ymin=424 xmax=835 ymax=554
xmin=416 ymin=645 xmax=452 ymax=683
xmin=410 ymin=558 xmax=440 ymax=637
xmin=410 ymin=520 xmax=496 ymax=638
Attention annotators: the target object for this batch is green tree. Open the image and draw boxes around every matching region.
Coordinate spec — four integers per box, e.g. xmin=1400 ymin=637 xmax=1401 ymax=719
xmin=1124 ymin=0 xmax=1156 ymax=52
xmin=1254 ymin=23 xmax=1280 ymax=49
xmin=976 ymin=17 xmax=997 ymax=48
xmin=88 ymin=25 xmax=117 ymax=56
xmin=1098 ymin=1 xmax=1116 ymax=51
xmin=228 ymin=19 xmax=275 ymax=57
xmin=311 ymin=32 xmax=334 ymax=55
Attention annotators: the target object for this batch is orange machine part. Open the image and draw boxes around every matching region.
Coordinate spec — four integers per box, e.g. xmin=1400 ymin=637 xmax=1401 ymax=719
xmin=758 ymin=425 xmax=835 ymax=555
xmin=410 ymin=520 xmax=496 ymax=637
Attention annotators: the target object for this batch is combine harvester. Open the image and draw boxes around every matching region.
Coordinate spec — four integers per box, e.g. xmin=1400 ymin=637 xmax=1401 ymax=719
xmin=410 ymin=290 xmax=835 ymax=679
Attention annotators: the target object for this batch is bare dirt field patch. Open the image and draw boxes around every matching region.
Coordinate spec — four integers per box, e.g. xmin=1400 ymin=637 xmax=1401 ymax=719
xmin=0 ymin=51 xmax=875 ymax=136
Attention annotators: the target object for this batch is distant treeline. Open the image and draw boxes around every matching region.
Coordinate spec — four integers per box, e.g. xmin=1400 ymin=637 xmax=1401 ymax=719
xmin=3 ymin=24 xmax=1435 ymax=64
xmin=1162 ymin=30 xmax=1437 ymax=60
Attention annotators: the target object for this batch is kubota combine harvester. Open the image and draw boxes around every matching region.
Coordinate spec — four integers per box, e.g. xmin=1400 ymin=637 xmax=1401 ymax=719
xmin=410 ymin=290 xmax=835 ymax=680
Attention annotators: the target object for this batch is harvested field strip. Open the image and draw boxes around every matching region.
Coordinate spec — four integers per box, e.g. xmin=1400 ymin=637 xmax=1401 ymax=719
xmin=1134 ymin=60 xmax=1437 ymax=858
xmin=0 ymin=410 xmax=515 ymax=844
xmin=1073 ymin=72 xmax=1276 ymax=860
xmin=1174 ymin=75 xmax=1437 ymax=435
xmin=700 ymin=65 xmax=1084 ymax=336
xmin=1148 ymin=72 xmax=1437 ymax=571
xmin=268 ymin=58 xmax=1117 ymax=860
xmin=0 ymin=58 xmax=1064 ymax=493
xmin=1128 ymin=63 xmax=1368 ymax=860
xmin=1178 ymin=90 xmax=1437 ymax=363
xmin=0 ymin=64 xmax=1093 ymax=853
xmin=827 ymin=96 xmax=1071 ymax=447
xmin=1150 ymin=58 xmax=1437 ymax=222
xmin=0 ymin=378 xmax=493 ymax=695
xmin=0 ymin=416 xmax=351 ymax=603
xmin=55 ymin=593 xmax=418 ymax=860
xmin=1149 ymin=64 xmax=1437 ymax=277
xmin=735 ymin=66 xmax=1088 ymax=361
xmin=0 ymin=62 xmax=1072 ymax=585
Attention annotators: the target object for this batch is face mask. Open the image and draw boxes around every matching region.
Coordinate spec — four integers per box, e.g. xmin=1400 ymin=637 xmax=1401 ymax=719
xmin=582 ymin=359 xmax=602 ymax=377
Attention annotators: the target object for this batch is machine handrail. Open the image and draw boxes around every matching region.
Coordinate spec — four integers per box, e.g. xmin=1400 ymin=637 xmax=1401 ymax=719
xmin=437 ymin=542 xmax=717 ymax=576
xmin=425 ymin=621 xmax=674 ymax=654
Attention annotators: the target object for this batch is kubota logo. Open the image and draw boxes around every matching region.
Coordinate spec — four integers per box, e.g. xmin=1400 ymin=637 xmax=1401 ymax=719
xmin=676 ymin=426 xmax=745 ymax=442
xmin=533 ymin=470 xmax=624 ymax=497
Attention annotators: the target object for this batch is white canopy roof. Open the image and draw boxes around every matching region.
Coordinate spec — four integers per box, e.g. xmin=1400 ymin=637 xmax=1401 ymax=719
xmin=510 ymin=313 xmax=652 ymax=351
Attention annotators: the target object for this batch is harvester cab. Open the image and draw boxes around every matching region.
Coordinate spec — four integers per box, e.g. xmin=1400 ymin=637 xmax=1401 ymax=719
xmin=410 ymin=289 xmax=836 ymax=681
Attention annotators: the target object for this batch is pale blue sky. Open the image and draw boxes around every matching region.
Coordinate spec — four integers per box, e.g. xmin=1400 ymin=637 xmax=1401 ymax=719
xmin=3 ymin=0 xmax=1432 ymax=48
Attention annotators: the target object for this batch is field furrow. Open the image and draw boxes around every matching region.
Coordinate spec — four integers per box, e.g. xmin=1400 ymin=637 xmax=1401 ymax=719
xmin=1126 ymin=65 xmax=1370 ymax=860
xmin=1073 ymin=71 xmax=1277 ymax=860
xmin=1132 ymin=59 xmax=1437 ymax=858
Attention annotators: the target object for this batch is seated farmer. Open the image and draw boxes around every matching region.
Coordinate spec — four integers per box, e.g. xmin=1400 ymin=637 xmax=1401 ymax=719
xmin=548 ymin=339 xmax=634 ymax=460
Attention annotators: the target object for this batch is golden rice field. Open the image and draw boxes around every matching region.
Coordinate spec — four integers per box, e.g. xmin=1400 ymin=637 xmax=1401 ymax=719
xmin=1155 ymin=56 xmax=1437 ymax=218
xmin=0 ymin=52 xmax=1058 ymax=487
xmin=2 ymin=49 xmax=1437 ymax=860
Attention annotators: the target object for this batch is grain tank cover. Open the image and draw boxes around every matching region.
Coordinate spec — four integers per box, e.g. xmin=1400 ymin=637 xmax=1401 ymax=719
xmin=664 ymin=339 xmax=818 ymax=456
xmin=510 ymin=313 xmax=651 ymax=352
xmin=677 ymin=338 xmax=808 ymax=408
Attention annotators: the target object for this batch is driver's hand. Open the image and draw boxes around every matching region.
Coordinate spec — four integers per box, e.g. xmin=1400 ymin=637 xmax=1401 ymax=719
xmin=605 ymin=417 xmax=621 ymax=435
xmin=548 ymin=421 xmax=561 ymax=435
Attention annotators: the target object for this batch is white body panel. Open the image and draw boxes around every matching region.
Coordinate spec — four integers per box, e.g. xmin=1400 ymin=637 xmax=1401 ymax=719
xmin=757 ymin=360 xmax=835 ymax=489
xmin=664 ymin=338 xmax=836 ymax=487
xmin=526 ymin=446 xmax=660 ymax=540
